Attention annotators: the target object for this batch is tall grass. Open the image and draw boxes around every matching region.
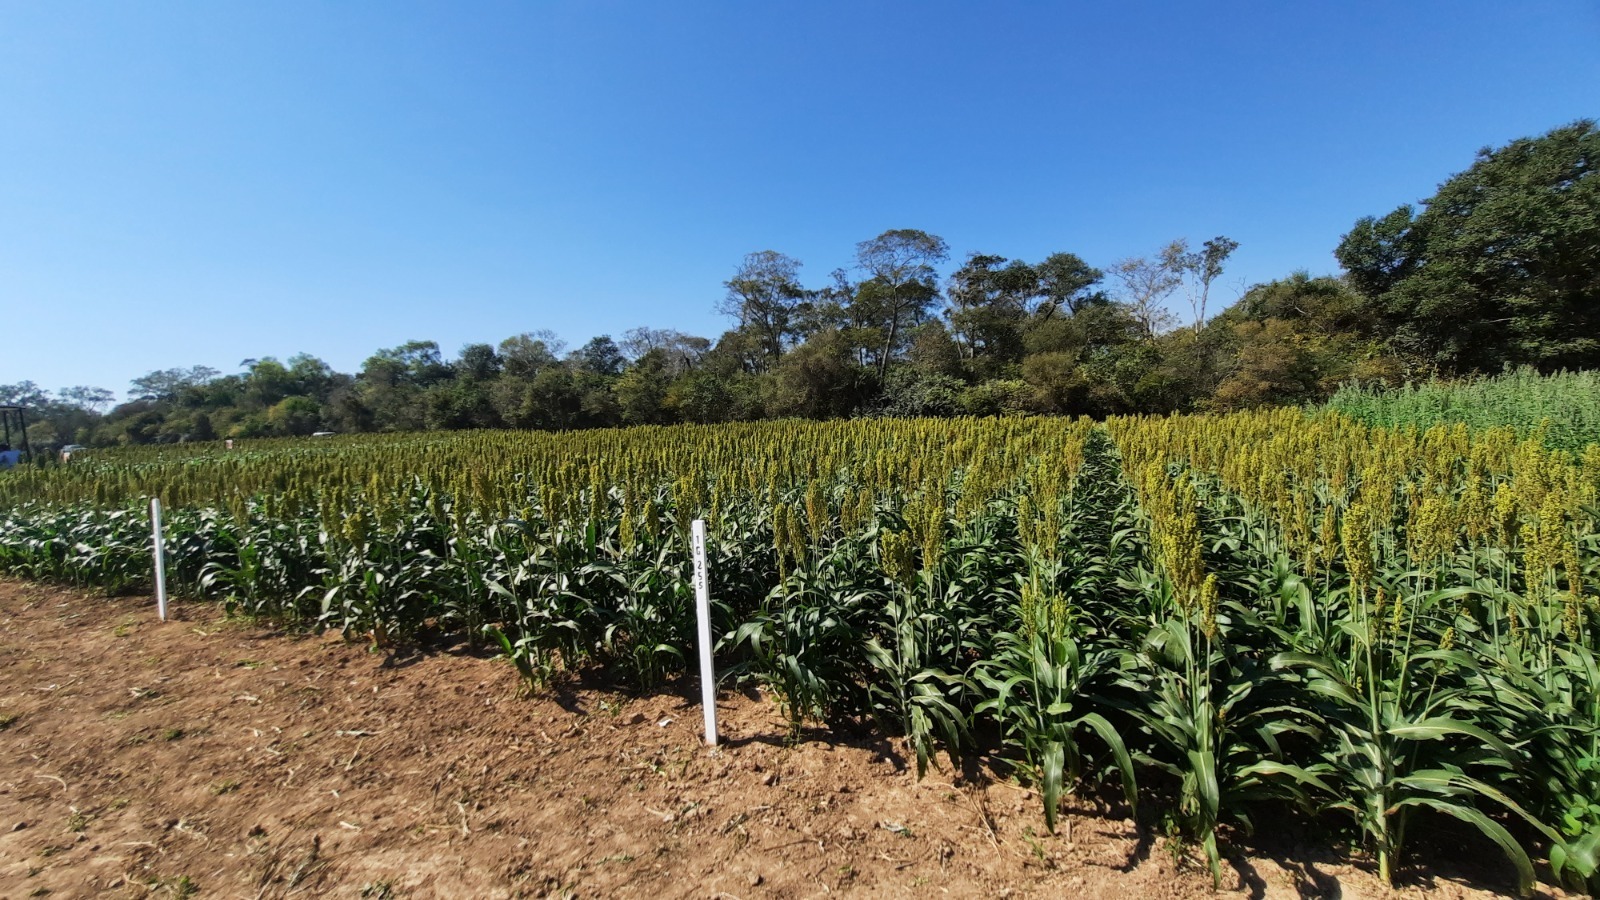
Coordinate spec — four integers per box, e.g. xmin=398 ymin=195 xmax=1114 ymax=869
xmin=1326 ymin=367 xmax=1600 ymax=451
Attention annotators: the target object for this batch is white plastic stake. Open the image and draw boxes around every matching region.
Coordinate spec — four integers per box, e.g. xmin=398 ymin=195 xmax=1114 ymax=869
xmin=150 ymin=497 xmax=168 ymax=621
xmin=691 ymin=519 xmax=718 ymax=746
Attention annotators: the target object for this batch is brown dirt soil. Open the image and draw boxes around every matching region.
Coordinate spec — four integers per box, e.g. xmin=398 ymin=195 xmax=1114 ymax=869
xmin=0 ymin=578 xmax=1562 ymax=899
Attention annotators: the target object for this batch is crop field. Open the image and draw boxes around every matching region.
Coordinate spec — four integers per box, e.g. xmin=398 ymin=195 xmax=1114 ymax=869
xmin=2 ymin=411 xmax=1599 ymax=895
xmin=1327 ymin=368 xmax=1600 ymax=453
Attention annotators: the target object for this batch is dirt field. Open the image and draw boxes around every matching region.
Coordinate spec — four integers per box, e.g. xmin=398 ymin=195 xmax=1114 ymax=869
xmin=0 ymin=578 xmax=1558 ymax=899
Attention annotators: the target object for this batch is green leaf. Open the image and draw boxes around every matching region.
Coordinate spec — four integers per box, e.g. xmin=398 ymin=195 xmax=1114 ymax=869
xmin=1041 ymin=741 xmax=1065 ymax=834
xmin=1189 ymin=749 xmax=1220 ymax=825
xmin=1238 ymin=760 xmax=1336 ymax=796
xmin=1393 ymin=797 xmax=1534 ymax=897
xmin=1078 ymin=712 xmax=1137 ymax=814
xmin=1387 ymin=718 xmax=1516 ymax=761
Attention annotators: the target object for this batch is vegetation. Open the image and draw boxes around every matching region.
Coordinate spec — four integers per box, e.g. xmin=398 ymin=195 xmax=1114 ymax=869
xmin=1 ymin=116 xmax=1596 ymax=895
xmin=2 ymin=408 xmax=1599 ymax=895
xmin=5 ymin=119 xmax=1593 ymax=449
xmin=1336 ymin=120 xmax=1600 ymax=373
xmin=1327 ymin=368 xmax=1600 ymax=452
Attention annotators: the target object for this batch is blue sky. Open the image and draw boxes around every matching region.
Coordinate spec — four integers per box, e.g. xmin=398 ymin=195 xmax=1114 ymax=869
xmin=3 ymin=1 xmax=1597 ymax=399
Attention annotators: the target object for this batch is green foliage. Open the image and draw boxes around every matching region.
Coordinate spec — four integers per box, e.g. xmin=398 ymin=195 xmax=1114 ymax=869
xmin=978 ymin=599 xmax=1136 ymax=832
xmin=6 ymin=398 xmax=1600 ymax=897
xmin=14 ymin=119 xmax=1598 ymax=450
xmin=1337 ymin=120 xmax=1600 ymax=372
xmin=1327 ymin=367 xmax=1600 ymax=452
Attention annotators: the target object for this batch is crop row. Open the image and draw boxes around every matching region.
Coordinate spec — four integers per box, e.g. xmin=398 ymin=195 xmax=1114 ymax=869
xmin=0 ymin=411 xmax=1596 ymax=894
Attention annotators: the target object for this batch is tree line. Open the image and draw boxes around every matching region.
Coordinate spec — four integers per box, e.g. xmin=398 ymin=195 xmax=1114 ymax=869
xmin=6 ymin=119 xmax=1595 ymax=449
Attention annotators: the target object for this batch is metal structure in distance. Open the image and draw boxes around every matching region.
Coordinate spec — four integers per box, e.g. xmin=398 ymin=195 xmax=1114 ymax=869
xmin=0 ymin=405 xmax=32 ymax=461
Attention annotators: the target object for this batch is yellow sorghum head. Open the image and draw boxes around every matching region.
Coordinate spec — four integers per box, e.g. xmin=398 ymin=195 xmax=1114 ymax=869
xmin=880 ymin=529 xmax=916 ymax=589
xmin=1407 ymin=494 xmax=1455 ymax=570
xmin=1342 ymin=500 xmax=1374 ymax=595
xmin=804 ymin=481 xmax=826 ymax=547
xmin=1199 ymin=573 xmax=1220 ymax=640
xmin=1492 ymin=482 xmax=1518 ymax=546
xmin=921 ymin=499 xmax=946 ymax=574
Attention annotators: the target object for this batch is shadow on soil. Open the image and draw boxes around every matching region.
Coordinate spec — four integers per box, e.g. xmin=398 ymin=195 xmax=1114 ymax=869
xmin=1222 ymin=808 xmax=1552 ymax=900
xmin=161 ymin=597 xmax=1559 ymax=900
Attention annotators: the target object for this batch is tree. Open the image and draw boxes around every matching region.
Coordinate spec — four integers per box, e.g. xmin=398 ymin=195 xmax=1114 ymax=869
xmin=853 ymin=229 xmax=949 ymax=378
xmin=191 ymin=412 xmax=217 ymax=441
xmin=720 ymin=251 xmax=807 ymax=367
xmin=56 ymin=386 xmax=114 ymax=412
xmin=619 ymin=327 xmax=708 ymax=376
xmin=427 ymin=377 xmax=500 ymax=430
xmin=675 ymin=341 xmax=765 ymax=422
xmin=267 ymin=396 xmax=323 ymax=436
xmin=906 ymin=321 xmax=964 ymax=379
xmin=498 ymin=333 xmax=561 ymax=379
xmin=1109 ymin=242 xmax=1185 ymax=341
xmin=1180 ymin=236 xmax=1239 ymax=332
xmin=945 ymin=253 xmax=1037 ymax=368
xmin=0 ymin=382 xmax=111 ymax=447
xmin=1033 ymin=252 xmax=1104 ymax=319
xmin=671 ymin=369 xmax=750 ymax=424
xmin=286 ymin=354 xmax=336 ymax=400
xmin=128 ymin=366 xmax=220 ymax=401
xmin=365 ymin=341 xmax=450 ymax=386
xmin=708 ymin=328 xmax=766 ymax=375
xmin=575 ymin=372 xmax=622 ymax=427
xmin=456 ymin=343 xmax=503 ymax=381
xmin=957 ymin=379 xmax=1031 ymax=417
xmin=358 ymin=342 xmax=449 ymax=432
xmin=1021 ymin=351 xmax=1090 ymax=414
xmin=0 ymin=381 xmax=50 ymax=408
xmin=576 ymin=336 xmax=625 ymax=377
xmin=1206 ymin=273 xmax=1403 ymax=408
xmin=242 ymin=358 xmax=295 ymax=409
xmin=769 ymin=328 xmax=873 ymax=419
xmin=1230 ymin=271 xmax=1372 ymax=335
xmin=1335 ymin=120 xmax=1600 ymax=372
xmin=613 ymin=350 xmax=673 ymax=425
xmin=527 ymin=367 xmax=583 ymax=430
xmin=1334 ymin=206 xmax=1421 ymax=301
xmin=1210 ymin=319 xmax=1321 ymax=409
xmin=98 ymin=399 xmax=164 ymax=444
xmin=879 ymin=366 xmax=964 ymax=417
xmin=324 ymin=383 xmax=374 ymax=433
xmin=795 ymin=268 xmax=855 ymax=345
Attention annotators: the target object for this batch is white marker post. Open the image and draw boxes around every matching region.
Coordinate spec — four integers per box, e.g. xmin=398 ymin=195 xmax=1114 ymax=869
xmin=150 ymin=497 xmax=169 ymax=621
xmin=690 ymin=519 xmax=718 ymax=747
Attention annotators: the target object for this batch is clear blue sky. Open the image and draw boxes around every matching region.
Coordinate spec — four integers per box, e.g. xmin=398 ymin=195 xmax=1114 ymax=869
xmin=3 ymin=1 xmax=1597 ymax=399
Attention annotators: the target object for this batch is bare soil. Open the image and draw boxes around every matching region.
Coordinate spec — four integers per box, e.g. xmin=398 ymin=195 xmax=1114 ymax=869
xmin=0 ymin=579 xmax=1556 ymax=899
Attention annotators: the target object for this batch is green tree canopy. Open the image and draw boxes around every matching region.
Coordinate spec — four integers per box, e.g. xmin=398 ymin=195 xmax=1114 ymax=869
xmin=720 ymin=250 xmax=807 ymax=368
xmin=1336 ymin=120 xmax=1600 ymax=372
xmin=852 ymin=229 xmax=949 ymax=377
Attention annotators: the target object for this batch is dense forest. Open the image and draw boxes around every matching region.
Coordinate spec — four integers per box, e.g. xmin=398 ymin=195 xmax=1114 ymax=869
xmin=6 ymin=120 xmax=1596 ymax=449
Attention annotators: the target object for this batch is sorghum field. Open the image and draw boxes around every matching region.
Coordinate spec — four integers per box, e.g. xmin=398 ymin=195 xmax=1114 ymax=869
xmin=2 ymin=410 xmax=1598 ymax=896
